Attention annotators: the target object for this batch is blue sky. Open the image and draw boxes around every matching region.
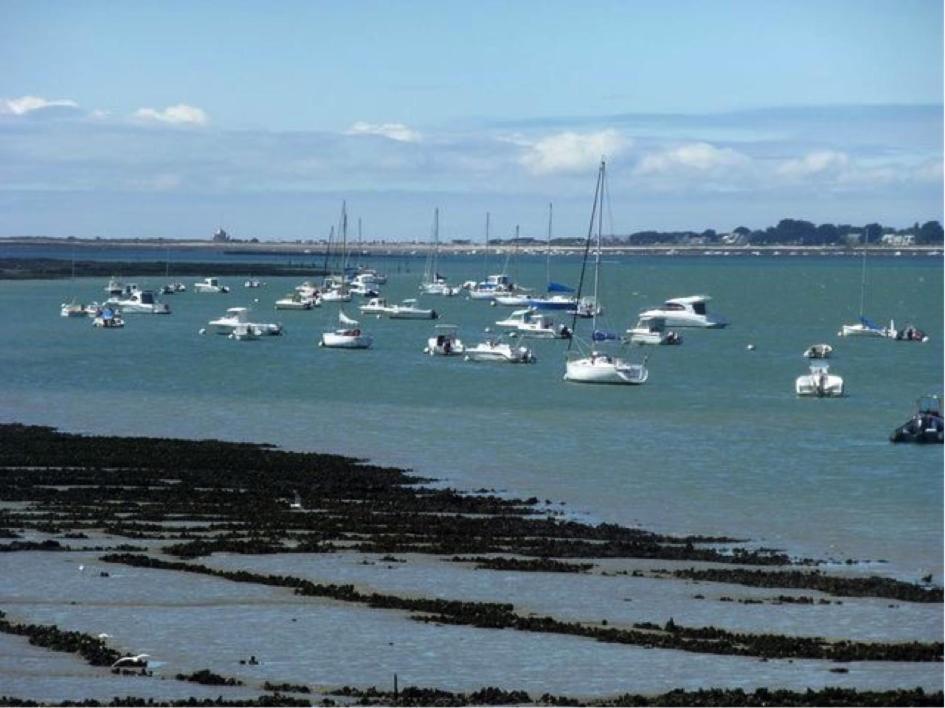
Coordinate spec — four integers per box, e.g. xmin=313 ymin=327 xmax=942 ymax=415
xmin=1 ymin=0 xmax=942 ymax=239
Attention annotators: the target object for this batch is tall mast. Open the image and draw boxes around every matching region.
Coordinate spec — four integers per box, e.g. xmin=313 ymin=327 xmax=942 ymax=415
xmin=567 ymin=159 xmax=603 ymax=350
xmin=546 ymin=202 xmax=553 ymax=288
xmin=434 ymin=207 xmax=439 ymax=279
xmin=592 ymin=161 xmax=605 ymax=333
xmin=341 ymin=201 xmax=348 ymax=275
xmin=323 ymin=226 xmax=334 ymax=276
xmin=483 ymin=212 xmax=490 ymax=279
xmin=858 ymin=236 xmax=867 ymax=317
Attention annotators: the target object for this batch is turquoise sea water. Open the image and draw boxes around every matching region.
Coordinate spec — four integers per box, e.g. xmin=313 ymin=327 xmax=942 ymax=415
xmin=1 ymin=254 xmax=942 ymax=579
xmin=2 ymin=252 xmax=943 ymax=699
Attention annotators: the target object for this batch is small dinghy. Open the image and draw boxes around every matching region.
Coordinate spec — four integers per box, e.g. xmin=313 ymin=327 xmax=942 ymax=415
xmin=803 ymin=343 xmax=832 ymax=359
xmin=890 ymin=395 xmax=943 ymax=444
xmin=795 ymin=363 xmax=844 ymax=397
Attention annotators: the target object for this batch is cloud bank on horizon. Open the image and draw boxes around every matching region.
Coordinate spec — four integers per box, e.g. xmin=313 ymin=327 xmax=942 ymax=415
xmin=0 ymin=94 xmax=939 ymax=239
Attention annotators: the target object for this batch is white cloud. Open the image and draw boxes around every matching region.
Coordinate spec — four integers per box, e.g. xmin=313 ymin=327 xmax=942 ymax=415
xmin=345 ymin=121 xmax=421 ymax=142
xmin=776 ymin=150 xmax=849 ymax=178
xmin=0 ymin=95 xmax=79 ymax=115
xmin=635 ymin=142 xmax=749 ymax=176
xmin=519 ymin=129 xmax=627 ymax=174
xmin=133 ymin=104 xmax=208 ymax=126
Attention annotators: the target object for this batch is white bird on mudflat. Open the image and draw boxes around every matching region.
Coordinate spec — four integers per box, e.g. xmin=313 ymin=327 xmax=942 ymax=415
xmin=111 ymin=654 xmax=150 ymax=668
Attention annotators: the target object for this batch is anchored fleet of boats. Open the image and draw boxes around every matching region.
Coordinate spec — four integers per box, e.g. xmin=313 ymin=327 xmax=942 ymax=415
xmin=55 ymin=160 xmax=935 ymax=439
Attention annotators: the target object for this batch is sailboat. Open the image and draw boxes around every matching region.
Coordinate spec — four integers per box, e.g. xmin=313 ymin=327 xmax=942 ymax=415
xmin=60 ymin=250 xmax=93 ymax=317
xmin=526 ymin=203 xmax=578 ymax=312
xmin=839 ymin=240 xmax=892 ymax=338
xmin=320 ymin=308 xmax=373 ymax=349
xmin=564 ymin=160 xmax=648 ymax=385
xmin=468 ymin=214 xmax=521 ymax=301
xmin=321 ymin=205 xmax=353 ymax=302
xmin=420 ymin=208 xmax=458 ymax=296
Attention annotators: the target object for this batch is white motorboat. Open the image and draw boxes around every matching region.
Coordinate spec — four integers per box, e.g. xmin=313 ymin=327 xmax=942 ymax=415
xmin=387 ymin=299 xmax=438 ymax=320
xmin=320 ymin=286 xmax=352 ymax=303
xmin=244 ymin=278 xmax=263 ymax=288
xmin=796 ymin=363 xmax=844 ymax=397
xmin=563 ymin=160 xmax=648 ymax=386
xmin=425 ymin=324 xmax=466 ymax=356
xmin=359 ymin=297 xmax=394 ymax=315
xmin=229 ymin=323 xmax=260 ymax=341
xmin=275 ymin=293 xmax=317 ymax=310
xmin=320 ymin=310 xmax=372 ymax=349
xmin=638 ymin=295 xmax=727 ymax=328
xmin=355 ymin=267 xmax=387 ymax=285
xmin=350 ymin=281 xmax=380 ymax=298
xmin=208 ymin=307 xmax=282 ymax=336
xmin=104 ymin=277 xmax=124 ymax=296
xmin=564 ymin=352 xmax=648 ymax=384
xmin=105 ymin=289 xmax=171 ymax=314
xmin=626 ymin=316 xmax=681 ymax=346
xmin=464 ymin=338 xmax=535 ymax=363
xmin=295 ymin=281 xmax=321 ymax=299
xmin=92 ymin=307 xmax=124 ymax=329
xmin=495 ymin=308 xmax=571 ymax=339
xmin=468 ymin=273 xmax=518 ymax=300
xmin=193 ymin=277 xmax=230 ymax=294
xmin=803 ymin=343 xmax=833 ymax=359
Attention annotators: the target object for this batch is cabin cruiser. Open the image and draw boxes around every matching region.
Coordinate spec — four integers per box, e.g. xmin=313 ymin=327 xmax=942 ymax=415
xmin=467 ymin=274 xmax=519 ymax=301
xmin=193 ymin=277 xmax=230 ymax=294
xmin=350 ymin=281 xmax=380 ymax=298
xmin=92 ymin=307 xmax=124 ymax=329
xmin=275 ymin=293 xmax=317 ymax=310
xmin=387 ymin=299 xmax=438 ymax=320
xmin=320 ymin=310 xmax=372 ymax=349
xmin=295 ymin=281 xmax=321 ymax=299
xmin=625 ymin=316 xmax=681 ymax=345
xmin=564 ymin=352 xmax=648 ymax=385
xmin=104 ymin=277 xmax=124 ymax=296
xmin=420 ymin=276 xmax=460 ymax=297
xmin=890 ymin=395 xmax=943 ymax=444
xmin=638 ymin=295 xmax=727 ymax=328
xmin=464 ymin=338 xmax=536 ymax=363
xmin=359 ymin=297 xmax=394 ymax=315
xmin=425 ymin=324 xmax=466 ymax=356
xmin=105 ymin=289 xmax=170 ymax=314
xmin=355 ymin=267 xmax=387 ymax=285
xmin=495 ymin=308 xmax=571 ymax=339
xmin=803 ymin=343 xmax=832 ymax=359
xmin=208 ymin=307 xmax=282 ymax=336
xmin=795 ymin=364 xmax=844 ymax=397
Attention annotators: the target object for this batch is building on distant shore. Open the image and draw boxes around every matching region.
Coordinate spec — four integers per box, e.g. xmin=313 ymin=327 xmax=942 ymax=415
xmin=212 ymin=228 xmax=229 ymax=242
xmin=882 ymin=233 xmax=916 ymax=246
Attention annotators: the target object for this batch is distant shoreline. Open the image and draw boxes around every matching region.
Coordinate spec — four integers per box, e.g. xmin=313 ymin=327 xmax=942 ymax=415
xmin=0 ymin=236 xmax=941 ymax=259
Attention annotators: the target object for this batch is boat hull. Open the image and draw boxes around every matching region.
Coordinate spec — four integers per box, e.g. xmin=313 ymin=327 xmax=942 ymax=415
xmin=564 ymin=357 xmax=648 ymax=384
xmin=320 ymin=332 xmax=372 ymax=349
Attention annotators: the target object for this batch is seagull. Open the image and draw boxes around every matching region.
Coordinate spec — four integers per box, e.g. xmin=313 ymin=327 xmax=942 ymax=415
xmin=78 ymin=565 xmax=85 ymax=572
xmin=112 ymin=654 xmax=149 ymax=669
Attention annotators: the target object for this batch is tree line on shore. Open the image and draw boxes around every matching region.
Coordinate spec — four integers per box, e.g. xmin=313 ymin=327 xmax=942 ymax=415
xmin=496 ymin=219 xmax=945 ymax=247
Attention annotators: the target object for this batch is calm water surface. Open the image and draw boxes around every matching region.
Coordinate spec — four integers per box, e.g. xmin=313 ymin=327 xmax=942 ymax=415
xmin=1 ymin=253 xmax=942 ymax=699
